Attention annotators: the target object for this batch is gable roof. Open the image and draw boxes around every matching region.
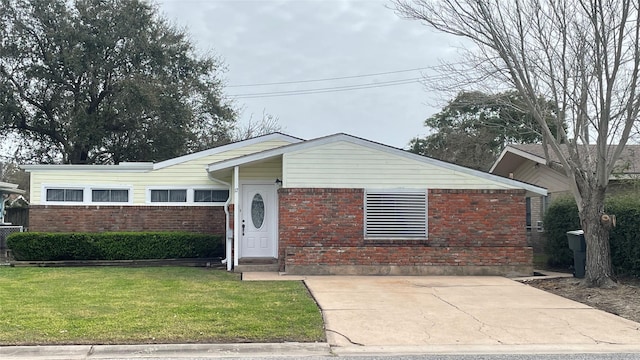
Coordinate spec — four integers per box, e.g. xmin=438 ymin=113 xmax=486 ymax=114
xmin=207 ymin=133 xmax=547 ymax=195
xmin=5 ymin=194 xmax=29 ymax=207
xmin=152 ymin=133 xmax=302 ymax=169
xmin=21 ymin=133 xmax=303 ymax=172
xmin=491 ymin=144 xmax=640 ymax=176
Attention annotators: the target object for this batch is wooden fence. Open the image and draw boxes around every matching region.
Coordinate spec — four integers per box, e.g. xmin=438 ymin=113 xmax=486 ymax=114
xmin=5 ymin=208 xmax=28 ymax=227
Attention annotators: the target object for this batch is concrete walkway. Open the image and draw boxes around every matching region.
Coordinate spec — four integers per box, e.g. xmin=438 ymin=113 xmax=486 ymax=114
xmin=245 ymin=273 xmax=640 ymax=354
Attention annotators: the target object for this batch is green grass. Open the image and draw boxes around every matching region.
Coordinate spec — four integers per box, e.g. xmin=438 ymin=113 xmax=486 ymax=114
xmin=0 ymin=267 xmax=325 ymax=345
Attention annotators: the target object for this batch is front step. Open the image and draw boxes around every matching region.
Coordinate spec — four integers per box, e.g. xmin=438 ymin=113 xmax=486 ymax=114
xmin=234 ymin=258 xmax=279 ymax=273
xmin=234 ymin=263 xmax=280 ymax=273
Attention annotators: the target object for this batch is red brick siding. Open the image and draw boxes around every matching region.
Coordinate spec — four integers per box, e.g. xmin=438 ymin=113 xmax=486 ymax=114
xmin=29 ymin=205 xmax=226 ymax=235
xmin=428 ymin=189 xmax=527 ymax=247
xmin=286 ymin=246 xmax=532 ymax=266
xmin=278 ymin=188 xmax=364 ymax=263
xmin=278 ymin=188 xmax=531 ymax=268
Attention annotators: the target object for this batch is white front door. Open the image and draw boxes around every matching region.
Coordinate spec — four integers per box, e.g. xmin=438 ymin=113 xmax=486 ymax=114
xmin=240 ymin=184 xmax=276 ymax=258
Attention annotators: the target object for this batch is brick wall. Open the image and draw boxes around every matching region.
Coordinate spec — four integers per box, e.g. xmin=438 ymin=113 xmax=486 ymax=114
xmin=29 ymin=205 xmax=226 ymax=235
xmin=428 ymin=189 xmax=527 ymax=247
xmin=279 ymin=188 xmax=532 ymax=275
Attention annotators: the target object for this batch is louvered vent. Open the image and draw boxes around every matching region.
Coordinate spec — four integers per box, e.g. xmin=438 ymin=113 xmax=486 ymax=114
xmin=364 ymin=191 xmax=427 ymax=239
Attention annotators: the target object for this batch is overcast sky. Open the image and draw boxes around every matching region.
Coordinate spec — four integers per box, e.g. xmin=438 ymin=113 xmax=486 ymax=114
xmin=157 ymin=0 xmax=461 ymax=149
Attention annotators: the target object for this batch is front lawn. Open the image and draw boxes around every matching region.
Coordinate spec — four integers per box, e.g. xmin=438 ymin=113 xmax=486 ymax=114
xmin=0 ymin=267 xmax=325 ymax=345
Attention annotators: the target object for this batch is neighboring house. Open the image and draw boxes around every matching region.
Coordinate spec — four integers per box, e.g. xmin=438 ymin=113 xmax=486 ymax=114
xmin=0 ymin=182 xmax=26 ymax=225
xmin=5 ymin=194 xmax=29 ymax=208
xmin=4 ymin=194 xmax=29 ymax=228
xmin=490 ymin=144 xmax=640 ymax=252
xmin=22 ymin=133 xmax=546 ymax=276
xmin=1 ymin=182 xmax=27 ymax=259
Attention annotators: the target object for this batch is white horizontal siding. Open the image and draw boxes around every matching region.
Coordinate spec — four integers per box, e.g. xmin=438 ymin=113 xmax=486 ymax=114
xmin=238 ymin=158 xmax=282 ymax=181
xmin=283 ymin=141 xmax=518 ymax=189
xmin=514 ymin=161 xmax=570 ymax=193
xmin=29 ymin=140 xmax=290 ymax=204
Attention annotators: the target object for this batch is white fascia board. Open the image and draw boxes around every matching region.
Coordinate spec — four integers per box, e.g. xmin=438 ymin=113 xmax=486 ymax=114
xmin=20 ymin=164 xmax=153 ymax=172
xmin=0 ymin=181 xmax=19 ymax=189
xmin=0 ymin=187 xmax=26 ymax=195
xmin=207 ymin=133 xmax=548 ymax=196
xmin=490 ymin=146 xmax=547 ymax=173
xmin=489 ymin=147 xmax=513 ymax=173
xmin=207 ymin=153 xmax=284 ymax=172
xmin=153 ymin=133 xmax=303 ymax=170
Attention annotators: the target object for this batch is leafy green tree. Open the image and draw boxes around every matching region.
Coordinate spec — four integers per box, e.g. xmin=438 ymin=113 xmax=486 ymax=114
xmin=409 ymin=91 xmax=559 ymax=170
xmin=0 ymin=0 xmax=236 ymax=164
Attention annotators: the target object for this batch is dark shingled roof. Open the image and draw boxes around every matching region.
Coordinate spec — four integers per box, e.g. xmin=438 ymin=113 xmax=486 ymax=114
xmin=508 ymin=144 xmax=640 ymax=174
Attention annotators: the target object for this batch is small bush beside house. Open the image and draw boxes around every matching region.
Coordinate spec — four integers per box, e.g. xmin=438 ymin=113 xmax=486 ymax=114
xmin=544 ymin=195 xmax=640 ymax=276
xmin=544 ymin=196 xmax=580 ymax=268
xmin=7 ymin=232 xmax=223 ymax=261
xmin=607 ymin=197 xmax=640 ymax=276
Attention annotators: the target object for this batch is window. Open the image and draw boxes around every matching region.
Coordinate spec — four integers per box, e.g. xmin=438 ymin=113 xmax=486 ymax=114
xmin=525 ymin=197 xmax=532 ymax=228
xmin=364 ymin=190 xmax=427 ymax=239
xmin=150 ymin=189 xmax=187 ymax=203
xmin=92 ymin=189 xmax=129 ymax=203
xmin=43 ymin=184 xmax=133 ymax=205
xmin=194 ymin=189 xmax=229 ymax=203
xmin=145 ymin=187 xmax=229 ymax=205
xmin=46 ymin=188 xmax=83 ymax=202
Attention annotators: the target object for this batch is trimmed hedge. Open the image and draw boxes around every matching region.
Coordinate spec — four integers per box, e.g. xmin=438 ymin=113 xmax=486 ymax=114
xmin=608 ymin=197 xmax=640 ymax=276
xmin=544 ymin=196 xmax=580 ymax=267
xmin=544 ymin=195 xmax=640 ymax=276
xmin=6 ymin=232 xmax=223 ymax=261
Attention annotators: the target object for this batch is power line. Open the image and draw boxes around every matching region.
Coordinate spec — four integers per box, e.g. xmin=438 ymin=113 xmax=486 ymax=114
xmin=227 ymin=66 xmax=432 ymax=87
xmin=231 ymin=79 xmax=424 ymax=99
xmin=229 ymin=71 xmax=453 ymax=99
xmin=230 ymin=77 xmax=423 ymax=99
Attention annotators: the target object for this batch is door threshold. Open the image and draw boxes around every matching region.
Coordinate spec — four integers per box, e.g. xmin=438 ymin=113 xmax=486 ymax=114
xmin=238 ymin=257 xmax=278 ymax=265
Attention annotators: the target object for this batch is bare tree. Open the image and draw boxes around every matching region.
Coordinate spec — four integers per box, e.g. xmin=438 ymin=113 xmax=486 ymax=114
xmin=233 ymin=110 xmax=283 ymax=141
xmin=393 ymin=0 xmax=640 ymax=287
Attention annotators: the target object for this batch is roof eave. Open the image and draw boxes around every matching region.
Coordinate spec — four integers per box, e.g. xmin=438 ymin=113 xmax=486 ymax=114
xmin=20 ymin=164 xmax=154 ymax=172
xmin=490 ymin=146 xmax=547 ymax=174
xmin=206 ymin=133 xmax=548 ymax=195
xmin=0 ymin=187 xmax=26 ymax=195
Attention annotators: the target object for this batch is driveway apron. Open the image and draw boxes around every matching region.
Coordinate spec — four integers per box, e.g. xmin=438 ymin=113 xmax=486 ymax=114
xmin=302 ymin=276 xmax=640 ymax=349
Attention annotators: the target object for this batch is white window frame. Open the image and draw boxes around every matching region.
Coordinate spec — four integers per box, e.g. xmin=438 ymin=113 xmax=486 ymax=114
xmin=41 ymin=184 xmax=133 ymax=205
xmin=44 ymin=187 xmax=85 ymax=203
xmin=364 ymin=189 xmax=428 ymax=240
xmin=193 ymin=188 xmax=231 ymax=203
xmin=91 ymin=188 xmax=132 ymax=205
xmin=145 ymin=186 xmax=229 ymax=206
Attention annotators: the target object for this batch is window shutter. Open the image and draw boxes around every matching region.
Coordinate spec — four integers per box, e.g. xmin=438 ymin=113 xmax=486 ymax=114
xmin=365 ymin=191 xmax=427 ymax=239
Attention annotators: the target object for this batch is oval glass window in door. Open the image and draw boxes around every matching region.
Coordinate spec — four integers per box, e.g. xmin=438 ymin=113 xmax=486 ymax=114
xmin=251 ymin=193 xmax=265 ymax=229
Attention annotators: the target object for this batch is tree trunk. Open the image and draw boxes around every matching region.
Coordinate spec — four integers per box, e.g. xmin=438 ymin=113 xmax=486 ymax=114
xmin=579 ymin=190 xmax=616 ymax=288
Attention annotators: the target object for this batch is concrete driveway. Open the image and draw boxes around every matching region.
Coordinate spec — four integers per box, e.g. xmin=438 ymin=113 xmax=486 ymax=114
xmin=244 ymin=273 xmax=640 ymax=354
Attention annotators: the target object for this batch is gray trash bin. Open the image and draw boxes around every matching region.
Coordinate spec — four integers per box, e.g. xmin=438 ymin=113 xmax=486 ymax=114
xmin=566 ymin=230 xmax=586 ymax=278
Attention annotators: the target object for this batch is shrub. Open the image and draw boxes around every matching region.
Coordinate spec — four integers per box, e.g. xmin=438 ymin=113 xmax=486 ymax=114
xmin=7 ymin=232 xmax=223 ymax=261
xmin=543 ymin=196 xmax=579 ymax=268
xmin=607 ymin=196 xmax=640 ymax=276
xmin=543 ymin=194 xmax=640 ymax=276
